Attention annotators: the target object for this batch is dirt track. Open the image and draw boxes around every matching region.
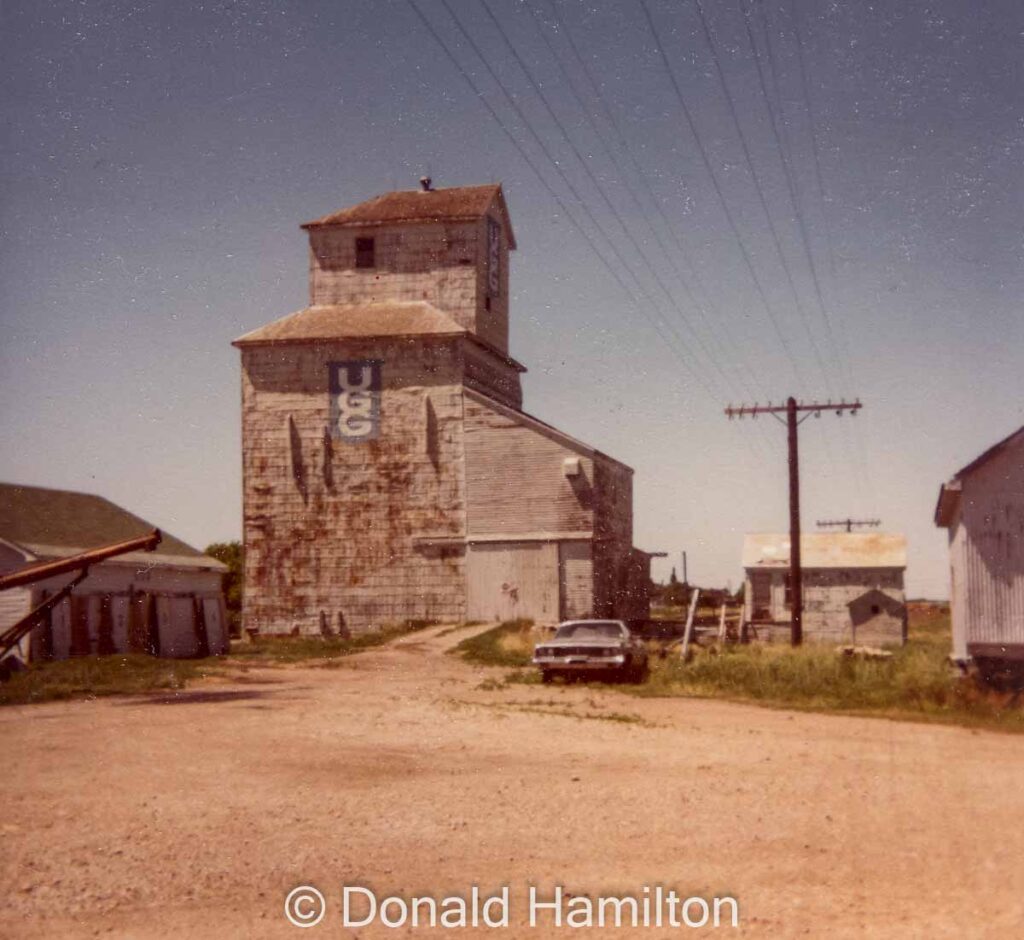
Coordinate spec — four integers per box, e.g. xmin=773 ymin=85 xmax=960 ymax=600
xmin=3 ymin=622 xmax=1023 ymax=938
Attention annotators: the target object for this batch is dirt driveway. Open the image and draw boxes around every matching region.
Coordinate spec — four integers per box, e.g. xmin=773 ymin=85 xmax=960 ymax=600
xmin=3 ymin=622 xmax=1023 ymax=938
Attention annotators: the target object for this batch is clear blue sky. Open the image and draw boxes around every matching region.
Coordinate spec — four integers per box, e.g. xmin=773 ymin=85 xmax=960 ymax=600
xmin=2 ymin=0 xmax=1021 ymax=598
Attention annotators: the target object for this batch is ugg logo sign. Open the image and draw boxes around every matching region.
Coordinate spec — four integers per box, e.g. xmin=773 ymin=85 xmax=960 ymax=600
xmin=329 ymin=360 xmax=382 ymax=442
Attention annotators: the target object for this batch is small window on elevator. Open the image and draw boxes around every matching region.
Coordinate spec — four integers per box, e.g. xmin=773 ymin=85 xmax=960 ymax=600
xmin=355 ymin=237 xmax=375 ymax=269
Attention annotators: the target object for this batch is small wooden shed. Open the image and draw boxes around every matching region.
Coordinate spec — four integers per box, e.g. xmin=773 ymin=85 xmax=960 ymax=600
xmin=0 ymin=483 xmax=228 ymax=661
xmin=742 ymin=532 xmax=908 ymax=645
xmin=935 ymin=424 xmax=1024 ymax=667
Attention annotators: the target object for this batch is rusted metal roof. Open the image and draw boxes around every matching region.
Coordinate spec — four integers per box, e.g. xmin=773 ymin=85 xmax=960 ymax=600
xmin=232 ymin=302 xmax=466 ymax=346
xmin=935 ymin=424 xmax=1024 ymax=527
xmin=0 ymin=483 xmax=225 ymax=570
xmin=742 ymin=532 xmax=907 ymax=569
xmin=301 ymin=183 xmax=517 ymax=248
xmin=949 ymin=424 xmax=1024 ymax=482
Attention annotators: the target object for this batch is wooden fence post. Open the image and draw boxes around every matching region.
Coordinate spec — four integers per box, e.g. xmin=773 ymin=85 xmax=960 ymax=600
xmin=681 ymin=589 xmax=700 ymax=659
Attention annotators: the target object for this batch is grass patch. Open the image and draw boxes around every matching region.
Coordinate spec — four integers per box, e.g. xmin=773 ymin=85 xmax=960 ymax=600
xmin=626 ymin=606 xmax=1024 ymax=733
xmin=0 ymin=655 xmax=221 ymax=706
xmin=447 ymin=697 xmax=652 ymax=727
xmin=451 ymin=619 xmax=535 ymax=668
xmin=1 ymin=619 xmax=434 ymax=706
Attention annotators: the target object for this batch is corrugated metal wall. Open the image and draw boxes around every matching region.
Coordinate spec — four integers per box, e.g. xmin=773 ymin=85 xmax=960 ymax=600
xmin=959 ymin=441 xmax=1024 ymax=651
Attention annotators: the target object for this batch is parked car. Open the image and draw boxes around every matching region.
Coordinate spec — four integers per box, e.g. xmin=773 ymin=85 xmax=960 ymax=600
xmin=533 ymin=620 xmax=649 ymax=684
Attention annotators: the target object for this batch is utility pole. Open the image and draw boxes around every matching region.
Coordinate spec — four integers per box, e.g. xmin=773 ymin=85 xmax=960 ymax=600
xmin=725 ymin=397 xmax=863 ymax=646
xmin=817 ymin=518 xmax=881 ymax=533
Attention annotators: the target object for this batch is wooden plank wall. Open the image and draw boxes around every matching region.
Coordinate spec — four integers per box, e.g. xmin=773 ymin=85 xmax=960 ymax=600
xmin=464 ymin=394 xmax=594 ymax=538
xmin=466 ymin=542 xmax=559 ymax=624
xmin=558 ymin=542 xmax=593 ymax=620
xmin=241 ymin=339 xmax=469 ymax=634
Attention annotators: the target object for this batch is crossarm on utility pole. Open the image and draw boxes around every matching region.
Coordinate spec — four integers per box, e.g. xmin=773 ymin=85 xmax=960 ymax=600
xmin=724 ymin=397 xmax=863 ymax=647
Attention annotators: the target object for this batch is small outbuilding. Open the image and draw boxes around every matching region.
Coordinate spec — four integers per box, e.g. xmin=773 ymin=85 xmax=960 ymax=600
xmin=0 ymin=483 xmax=229 ymax=661
xmin=742 ymin=532 xmax=908 ymax=645
xmin=935 ymin=424 xmax=1024 ymax=668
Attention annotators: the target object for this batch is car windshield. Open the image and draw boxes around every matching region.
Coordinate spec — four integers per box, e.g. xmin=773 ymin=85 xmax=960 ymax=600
xmin=554 ymin=622 xmax=624 ymax=640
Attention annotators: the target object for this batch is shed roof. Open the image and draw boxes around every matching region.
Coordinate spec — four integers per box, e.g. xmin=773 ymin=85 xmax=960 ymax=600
xmin=232 ymin=302 xmax=528 ymax=372
xmin=0 ymin=483 xmax=225 ymax=571
xmin=742 ymin=532 xmax=907 ymax=570
xmin=935 ymin=424 xmax=1024 ymax=527
xmin=232 ymin=302 xmax=465 ymax=346
xmin=301 ymin=183 xmax=517 ymax=248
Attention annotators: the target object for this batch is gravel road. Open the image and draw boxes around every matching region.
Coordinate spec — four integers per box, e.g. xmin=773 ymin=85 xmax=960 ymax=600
xmin=3 ymin=622 xmax=1022 ymax=938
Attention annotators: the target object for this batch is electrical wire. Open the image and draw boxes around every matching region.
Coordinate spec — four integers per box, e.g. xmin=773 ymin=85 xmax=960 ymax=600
xmin=640 ymin=0 xmax=807 ymax=391
xmin=406 ymin=0 xmax=722 ymax=401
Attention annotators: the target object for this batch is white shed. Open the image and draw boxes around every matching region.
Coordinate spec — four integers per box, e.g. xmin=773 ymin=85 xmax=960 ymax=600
xmin=935 ymin=425 xmax=1024 ymax=667
xmin=0 ymin=483 xmax=228 ymax=662
xmin=742 ymin=532 xmax=908 ymax=645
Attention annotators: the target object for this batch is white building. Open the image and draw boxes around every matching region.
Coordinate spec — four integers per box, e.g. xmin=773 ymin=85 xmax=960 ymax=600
xmin=0 ymin=483 xmax=228 ymax=661
xmin=742 ymin=532 xmax=908 ymax=645
xmin=935 ymin=425 xmax=1024 ymax=668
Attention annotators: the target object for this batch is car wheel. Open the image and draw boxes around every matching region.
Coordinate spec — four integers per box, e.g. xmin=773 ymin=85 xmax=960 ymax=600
xmin=541 ymin=670 xmax=553 ymax=684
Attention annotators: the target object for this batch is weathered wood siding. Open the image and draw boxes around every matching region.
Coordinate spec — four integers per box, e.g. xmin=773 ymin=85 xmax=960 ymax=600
xmin=558 ymin=541 xmax=593 ymax=620
xmin=238 ymin=190 xmax=647 ymax=634
xmin=463 ymin=392 xmax=594 ymax=538
xmin=463 ymin=392 xmax=645 ymax=622
xmin=745 ymin=566 xmax=905 ymax=645
xmin=463 ymin=343 xmax=522 ymax=410
xmin=240 ymin=338 xmax=468 ymax=634
xmin=307 ymin=212 xmax=511 ymax=356
xmin=466 ymin=542 xmax=559 ymax=623
xmin=0 ymin=587 xmax=31 ymax=652
xmin=592 ymin=458 xmax=639 ymax=618
xmin=953 ymin=438 xmax=1024 ymax=656
xmin=0 ymin=541 xmax=32 ymax=643
xmin=12 ymin=563 xmax=225 ymax=661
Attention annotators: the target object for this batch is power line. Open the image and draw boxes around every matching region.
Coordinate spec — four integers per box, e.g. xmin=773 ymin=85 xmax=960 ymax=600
xmin=476 ymin=0 xmax=743 ymax=403
xmin=786 ymin=0 xmax=840 ymax=287
xmin=536 ymin=0 xmax=783 ymax=457
xmin=722 ymin=0 xmax=857 ymax=477
xmin=639 ymin=0 xmax=806 ymax=389
xmin=405 ymin=0 xmax=721 ymax=401
xmin=756 ymin=0 xmax=874 ymax=498
xmin=527 ymin=0 xmax=768 ymax=408
xmin=751 ymin=0 xmax=849 ymax=393
xmin=436 ymin=0 xmax=775 ymax=417
xmin=694 ymin=0 xmax=835 ymax=399
xmin=781 ymin=0 xmax=876 ymax=501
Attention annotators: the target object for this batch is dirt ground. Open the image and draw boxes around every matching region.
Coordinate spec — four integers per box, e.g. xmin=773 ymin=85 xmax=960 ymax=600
xmin=3 ymin=622 xmax=1024 ymax=938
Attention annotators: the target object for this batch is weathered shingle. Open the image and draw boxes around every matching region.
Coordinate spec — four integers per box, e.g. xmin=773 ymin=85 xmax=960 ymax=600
xmin=0 ymin=483 xmax=224 ymax=569
xmin=233 ymin=302 xmax=466 ymax=346
xmin=301 ymin=184 xmax=517 ymax=248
